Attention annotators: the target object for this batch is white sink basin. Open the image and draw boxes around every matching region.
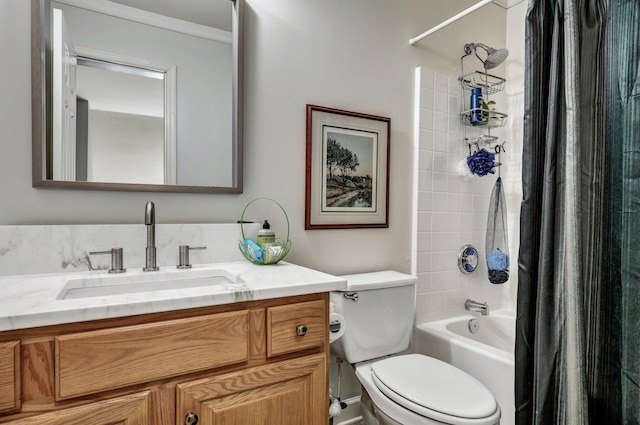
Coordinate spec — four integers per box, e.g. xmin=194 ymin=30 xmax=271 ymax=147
xmin=57 ymin=268 xmax=241 ymax=300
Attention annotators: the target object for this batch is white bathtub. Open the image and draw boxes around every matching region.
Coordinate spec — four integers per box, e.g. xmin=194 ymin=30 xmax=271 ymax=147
xmin=414 ymin=313 xmax=515 ymax=425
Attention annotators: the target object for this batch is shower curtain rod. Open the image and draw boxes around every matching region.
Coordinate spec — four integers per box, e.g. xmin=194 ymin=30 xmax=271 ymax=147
xmin=409 ymin=0 xmax=493 ymax=45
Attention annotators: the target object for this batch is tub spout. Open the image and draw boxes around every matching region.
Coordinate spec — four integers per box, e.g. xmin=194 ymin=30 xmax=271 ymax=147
xmin=465 ymin=299 xmax=489 ymax=316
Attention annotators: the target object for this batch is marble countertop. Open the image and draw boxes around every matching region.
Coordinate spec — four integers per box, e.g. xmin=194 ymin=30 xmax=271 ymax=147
xmin=0 ymin=261 xmax=347 ymax=331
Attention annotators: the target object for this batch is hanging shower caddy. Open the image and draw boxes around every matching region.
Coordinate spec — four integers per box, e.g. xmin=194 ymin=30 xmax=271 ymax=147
xmin=459 ymin=55 xmax=508 ymax=147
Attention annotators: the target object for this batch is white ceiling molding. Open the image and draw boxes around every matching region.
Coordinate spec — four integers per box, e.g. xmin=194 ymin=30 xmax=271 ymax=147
xmin=54 ymin=0 xmax=231 ymax=43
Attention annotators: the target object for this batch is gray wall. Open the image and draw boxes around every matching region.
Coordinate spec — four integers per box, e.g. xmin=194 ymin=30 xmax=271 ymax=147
xmin=0 ymin=0 xmax=506 ymax=276
xmin=88 ymin=110 xmax=164 ymax=184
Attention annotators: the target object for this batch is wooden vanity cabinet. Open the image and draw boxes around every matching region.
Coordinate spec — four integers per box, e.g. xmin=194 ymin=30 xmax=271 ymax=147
xmin=55 ymin=310 xmax=250 ymax=400
xmin=2 ymin=391 xmax=152 ymax=425
xmin=177 ymin=353 xmax=326 ymax=425
xmin=176 ymin=299 xmax=328 ymax=425
xmin=0 ymin=293 xmax=329 ymax=425
xmin=0 ymin=341 xmax=20 ymax=414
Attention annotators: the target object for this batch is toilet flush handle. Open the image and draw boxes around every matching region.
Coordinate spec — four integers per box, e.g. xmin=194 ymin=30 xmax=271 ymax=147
xmin=344 ymin=292 xmax=358 ymax=301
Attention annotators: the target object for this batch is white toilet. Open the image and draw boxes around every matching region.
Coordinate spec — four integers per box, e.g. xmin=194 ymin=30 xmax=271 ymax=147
xmin=331 ymin=271 xmax=501 ymax=425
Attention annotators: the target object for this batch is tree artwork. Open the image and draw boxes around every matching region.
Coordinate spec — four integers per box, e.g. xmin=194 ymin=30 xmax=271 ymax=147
xmin=324 ymin=136 xmax=371 ymax=208
xmin=326 ymin=138 xmax=360 ymax=179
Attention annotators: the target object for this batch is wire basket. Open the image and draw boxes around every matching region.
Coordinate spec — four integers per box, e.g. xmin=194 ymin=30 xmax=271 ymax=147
xmin=464 ymin=134 xmax=499 ymax=145
xmin=458 ymin=71 xmax=506 ymax=95
xmin=461 ymin=109 xmax=508 ymax=128
xmin=238 ymin=198 xmax=291 ymax=265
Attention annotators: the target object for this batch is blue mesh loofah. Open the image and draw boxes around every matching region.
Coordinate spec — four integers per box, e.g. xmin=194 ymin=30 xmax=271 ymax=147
xmin=487 ymin=250 xmax=509 ymax=270
xmin=467 ymin=148 xmax=501 ymax=176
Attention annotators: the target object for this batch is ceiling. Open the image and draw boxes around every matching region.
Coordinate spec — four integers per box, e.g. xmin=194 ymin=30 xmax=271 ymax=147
xmin=77 ymin=63 xmax=164 ymax=117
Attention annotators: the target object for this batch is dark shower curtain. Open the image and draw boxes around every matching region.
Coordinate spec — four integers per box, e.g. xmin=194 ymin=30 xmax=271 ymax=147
xmin=516 ymin=0 xmax=640 ymax=424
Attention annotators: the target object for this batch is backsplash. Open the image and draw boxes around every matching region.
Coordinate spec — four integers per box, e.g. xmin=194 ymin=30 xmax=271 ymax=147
xmin=0 ymin=223 xmax=259 ymax=277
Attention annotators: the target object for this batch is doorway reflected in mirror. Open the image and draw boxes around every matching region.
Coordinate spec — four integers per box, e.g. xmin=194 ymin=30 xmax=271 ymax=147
xmin=32 ymin=0 xmax=243 ymax=193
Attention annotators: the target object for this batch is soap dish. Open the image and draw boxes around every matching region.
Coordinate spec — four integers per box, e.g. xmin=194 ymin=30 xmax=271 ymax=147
xmin=238 ymin=198 xmax=291 ymax=265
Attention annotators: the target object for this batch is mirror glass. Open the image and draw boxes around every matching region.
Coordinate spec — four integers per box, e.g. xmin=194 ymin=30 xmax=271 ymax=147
xmin=32 ymin=0 xmax=243 ymax=193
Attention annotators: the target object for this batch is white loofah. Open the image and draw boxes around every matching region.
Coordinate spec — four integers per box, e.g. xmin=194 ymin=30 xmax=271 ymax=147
xmin=457 ymin=157 xmax=479 ymax=180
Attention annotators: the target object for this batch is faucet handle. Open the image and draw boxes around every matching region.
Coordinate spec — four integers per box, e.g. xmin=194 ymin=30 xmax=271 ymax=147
xmin=89 ymin=248 xmax=126 ymax=273
xmin=177 ymin=245 xmax=207 ymax=269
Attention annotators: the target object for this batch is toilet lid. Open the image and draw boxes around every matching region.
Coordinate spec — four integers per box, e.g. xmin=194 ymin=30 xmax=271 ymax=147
xmin=371 ymin=354 xmax=497 ymax=419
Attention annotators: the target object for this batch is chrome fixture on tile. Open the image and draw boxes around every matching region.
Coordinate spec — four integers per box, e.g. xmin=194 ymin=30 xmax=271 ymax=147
xmin=177 ymin=245 xmax=207 ymax=269
xmin=458 ymin=245 xmax=478 ymax=273
xmin=143 ymin=201 xmax=159 ymax=271
xmin=463 ymin=42 xmax=509 ymax=69
xmin=89 ymin=247 xmax=126 ymax=273
xmin=465 ymin=299 xmax=490 ymax=316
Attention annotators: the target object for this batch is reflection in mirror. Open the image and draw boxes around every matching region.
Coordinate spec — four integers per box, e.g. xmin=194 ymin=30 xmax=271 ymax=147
xmin=77 ymin=59 xmax=166 ymax=184
xmin=32 ymin=0 xmax=243 ymax=193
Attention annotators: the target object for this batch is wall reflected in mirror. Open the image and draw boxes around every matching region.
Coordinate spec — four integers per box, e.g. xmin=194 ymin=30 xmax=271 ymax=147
xmin=32 ymin=0 xmax=243 ymax=193
xmin=76 ymin=59 xmax=165 ymax=184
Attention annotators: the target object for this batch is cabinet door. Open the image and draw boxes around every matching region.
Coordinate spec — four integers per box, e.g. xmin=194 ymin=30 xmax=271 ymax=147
xmin=3 ymin=391 xmax=151 ymax=425
xmin=177 ymin=353 xmax=327 ymax=425
xmin=0 ymin=341 xmax=20 ymax=413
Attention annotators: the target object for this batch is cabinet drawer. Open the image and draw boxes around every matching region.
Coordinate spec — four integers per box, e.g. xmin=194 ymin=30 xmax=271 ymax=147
xmin=267 ymin=300 xmax=326 ymax=357
xmin=0 ymin=340 xmax=20 ymax=413
xmin=56 ymin=310 xmax=249 ymax=400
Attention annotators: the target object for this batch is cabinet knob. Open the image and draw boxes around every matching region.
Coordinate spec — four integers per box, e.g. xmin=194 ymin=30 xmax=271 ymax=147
xmin=297 ymin=324 xmax=308 ymax=336
xmin=184 ymin=412 xmax=199 ymax=425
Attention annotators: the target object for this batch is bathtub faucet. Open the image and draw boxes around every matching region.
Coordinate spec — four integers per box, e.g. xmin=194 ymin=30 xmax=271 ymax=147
xmin=465 ymin=299 xmax=489 ymax=316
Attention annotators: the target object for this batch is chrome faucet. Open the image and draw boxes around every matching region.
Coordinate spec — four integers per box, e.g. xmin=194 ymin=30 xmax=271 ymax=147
xmin=465 ymin=299 xmax=489 ymax=316
xmin=143 ymin=201 xmax=159 ymax=271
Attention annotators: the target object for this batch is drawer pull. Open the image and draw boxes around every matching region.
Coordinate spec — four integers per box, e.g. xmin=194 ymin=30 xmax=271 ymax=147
xmin=297 ymin=324 xmax=308 ymax=336
xmin=185 ymin=412 xmax=199 ymax=425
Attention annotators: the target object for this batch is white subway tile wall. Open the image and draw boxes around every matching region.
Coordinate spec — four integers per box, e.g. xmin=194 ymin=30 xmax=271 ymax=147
xmin=415 ymin=68 xmax=521 ymax=324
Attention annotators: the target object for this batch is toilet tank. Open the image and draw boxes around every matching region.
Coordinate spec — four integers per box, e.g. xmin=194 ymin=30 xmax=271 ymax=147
xmin=331 ymin=271 xmax=416 ymax=363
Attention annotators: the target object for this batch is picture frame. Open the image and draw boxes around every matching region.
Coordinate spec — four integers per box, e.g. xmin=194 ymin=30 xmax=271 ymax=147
xmin=305 ymin=104 xmax=390 ymax=229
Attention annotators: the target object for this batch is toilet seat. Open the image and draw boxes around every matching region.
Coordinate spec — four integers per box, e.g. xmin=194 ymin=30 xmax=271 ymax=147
xmin=371 ymin=354 xmax=498 ymax=419
xmin=356 ymin=354 xmax=501 ymax=425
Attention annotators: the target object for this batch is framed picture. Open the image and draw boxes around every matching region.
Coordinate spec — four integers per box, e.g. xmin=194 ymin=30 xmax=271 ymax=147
xmin=305 ymin=104 xmax=390 ymax=229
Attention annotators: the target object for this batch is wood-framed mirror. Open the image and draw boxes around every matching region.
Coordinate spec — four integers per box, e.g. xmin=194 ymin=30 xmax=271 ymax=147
xmin=31 ymin=0 xmax=243 ymax=193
